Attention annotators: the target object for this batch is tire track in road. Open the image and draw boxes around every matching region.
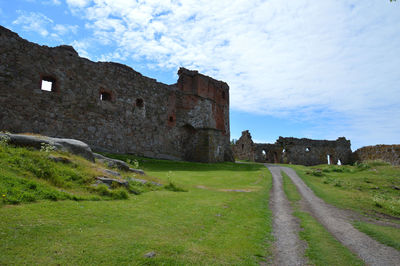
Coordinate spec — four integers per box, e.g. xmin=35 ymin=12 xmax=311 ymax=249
xmin=274 ymin=165 xmax=400 ymax=266
xmin=268 ymin=165 xmax=307 ymax=266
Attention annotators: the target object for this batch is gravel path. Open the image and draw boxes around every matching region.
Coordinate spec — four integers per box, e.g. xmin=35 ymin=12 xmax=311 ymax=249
xmin=268 ymin=165 xmax=307 ymax=266
xmin=268 ymin=165 xmax=400 ymax=266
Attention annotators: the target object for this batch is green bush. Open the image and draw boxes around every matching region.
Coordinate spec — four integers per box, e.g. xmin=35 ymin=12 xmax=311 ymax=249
xmin=311 ymin=170 xmax=324 ymax=177
xmin=111 ymin=189 xmax=129 ymax=200
xmin=165 ymin=181 xmax=187 ymax=192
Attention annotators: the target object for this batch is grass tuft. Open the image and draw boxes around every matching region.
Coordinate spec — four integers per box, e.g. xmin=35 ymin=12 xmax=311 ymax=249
xmin=353 ymin=221 xmax=400 ymax=250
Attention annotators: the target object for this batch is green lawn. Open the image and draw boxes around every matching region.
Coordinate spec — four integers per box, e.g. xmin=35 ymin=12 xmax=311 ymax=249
xmin=281 ymin=172 xmax=364 ymax=265
xmin=0 ymin=146 xmax=273 ymax=265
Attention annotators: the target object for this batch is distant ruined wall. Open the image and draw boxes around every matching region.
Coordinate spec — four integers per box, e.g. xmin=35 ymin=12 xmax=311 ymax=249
xmin=0 ymin=26 xmax=233 ymax=163
xmin=254 ymin=143 xmax=283 ymax=163
xmin=277 ymin=137 xmax=352 ymax=166
xmin=232 ymin=130 xmax=255 ymax=161
xmin=353 ymin=145 xmax=400 ymax=166
xmin=233 ymin=130 xmax=352 ymax=166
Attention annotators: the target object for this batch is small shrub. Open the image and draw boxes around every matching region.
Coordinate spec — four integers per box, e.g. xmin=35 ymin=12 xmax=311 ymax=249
xmin=322 ymin=177 xmax=334 ymax=184
xmin=334 ymin=180 xmax=342 ymax=187
xmin=311 ymin=170 xmax=324 ymax=177
xmin=27 ymin=181 xmax=37 ymax=190
xmin=19 ymin=192 xmax=36 ymax=202
xmin=111 ymin=189 xmax=129 ymax=200
xmin=165 ymin=181 xmax=187 ymax=192
xmin=364 ymin=178 xmax=372 ymax=184
xmin=355 ymin=162 xmax=371 ymax=171
xmin=44 ymin=191 xmax=59 ymax=201
xmin=95 ymin=184 xmax=111 ymax=196
xmin=40 ymin=142 xmax=56 ymax=153
xmin=332 ymin=166 xmax=344 ymax=173
xmin=0 ymin=134 xmax=10 ymax=146
xmin=110 ymin=181 xmax=121 ymax=189
xmin=127 ymin=159 xmax=140 ymax=169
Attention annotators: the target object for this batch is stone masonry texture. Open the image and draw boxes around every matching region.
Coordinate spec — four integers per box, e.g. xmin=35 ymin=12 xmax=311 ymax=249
xmin=233 ymin=130 xmax=353 ymax=166
xmin=0 ymin=26 xmax=234 ymax=163
xmin=353 ymin=145 xmax=400 ymax=166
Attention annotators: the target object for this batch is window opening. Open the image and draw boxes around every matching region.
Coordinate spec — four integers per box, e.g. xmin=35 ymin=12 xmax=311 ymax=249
xmin=222 ymin=91 xmax=226 ymax=99
xmin=100 ymin=91 xmax=112 ymax=101
xmin=41 ymin=77 xmax=56 ymax=91
xmin=242 ymin=144 xmax=244 ymax=150
xmin=337 ymin=159 xmax=342 ymax=165
xmin=136 ymin=98 xmax=144 ymax=108
xmin=305 ymin=147 xmax=310 ymax=152
xmin=169 ymin=116 xmax=174 ymax=122
xmin=327 ymin=154 xmax=331 ymax=165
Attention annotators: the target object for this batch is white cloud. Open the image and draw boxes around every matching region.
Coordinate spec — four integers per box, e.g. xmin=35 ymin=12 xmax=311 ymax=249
xmin=13 ymin=11 xmax=79 ymax=41
xmin=13 ymin=11 xmax=53 ymax=37
xmin=53 ymin=24 xmax=78 ymax=35
xmin=46 ymin=0 xmax=62 ymax=5
xmin=70 ymin=39 xmax=92 ymax=59
xmin=66 ymin=0 xmax=91 ymax=8
xmin=66 ymin=0 xmax=400 ymax=148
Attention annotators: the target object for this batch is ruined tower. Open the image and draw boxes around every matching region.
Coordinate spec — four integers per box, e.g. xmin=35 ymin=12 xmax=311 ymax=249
xmin=0 ymin=26 xmax=233 ymax=162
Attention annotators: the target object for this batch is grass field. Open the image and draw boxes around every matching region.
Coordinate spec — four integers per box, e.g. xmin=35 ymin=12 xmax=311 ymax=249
xmin=287 ymin=162 xmax=400 ymax=219
xmin=281 ymin=172 xmax=364 ymax=265
xmin=286 ymin=162 xmax=400 ymax=253
xmin=0 ymin=144 xmax=273 ymax=265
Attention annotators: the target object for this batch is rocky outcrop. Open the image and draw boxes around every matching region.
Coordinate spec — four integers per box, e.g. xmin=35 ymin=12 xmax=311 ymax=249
xmin=0 ymin=133 xmax=94 ymax=161
xmin=93 ymin=153 xmax=145 ymax=174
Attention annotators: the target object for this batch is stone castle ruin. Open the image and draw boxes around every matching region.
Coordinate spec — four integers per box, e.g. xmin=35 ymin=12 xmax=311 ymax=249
xmin=353 ymin=145 xmax=400 ymax=166
xmin=233 ymin=130 xmax=353 ymax=166
xmin=0 ymin=26 xmax=233 ymax=163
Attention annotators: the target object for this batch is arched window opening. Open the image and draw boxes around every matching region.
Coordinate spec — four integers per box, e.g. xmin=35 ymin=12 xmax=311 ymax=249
xmin=262 ymin=150 xmax=267 ymax=161
xmin=305 ymin=147 xmax=310 ymax=152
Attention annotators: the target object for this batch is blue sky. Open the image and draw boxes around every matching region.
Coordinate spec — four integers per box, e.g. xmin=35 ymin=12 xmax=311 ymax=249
xmin=1 ymin=0 xmax=399 ymax=150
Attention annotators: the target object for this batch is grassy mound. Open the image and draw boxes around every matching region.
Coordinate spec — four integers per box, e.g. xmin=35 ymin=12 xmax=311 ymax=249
xmin=0 ymin=142 xmax=159 ymax=205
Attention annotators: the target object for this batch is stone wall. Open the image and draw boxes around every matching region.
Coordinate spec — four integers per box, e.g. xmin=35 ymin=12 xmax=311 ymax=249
xmin=277 ymin=137 xmax=352 ymax=166
xmin=353 ymin=145 xmax=400 ymax=166
xmin=254 ymin=143 xmax=283 ymax=163
xmin=233 ymin=130 xmax=352 ymax=166
xmin=232 ymin=130 xmax=255 ymax=161
xmin=0 ymin=26 xmax=233 ymax=162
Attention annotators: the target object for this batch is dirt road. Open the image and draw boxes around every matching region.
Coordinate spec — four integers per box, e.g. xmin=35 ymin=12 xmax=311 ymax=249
xmin=268 ymin=165 xmax=307 ymax=265
xmin=266 ymin=164 xmax=400 ymax=266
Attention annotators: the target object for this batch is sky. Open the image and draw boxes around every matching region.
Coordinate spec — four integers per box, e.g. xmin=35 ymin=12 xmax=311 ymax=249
xmin=1 ymin=0 xmax=399 ymax=150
